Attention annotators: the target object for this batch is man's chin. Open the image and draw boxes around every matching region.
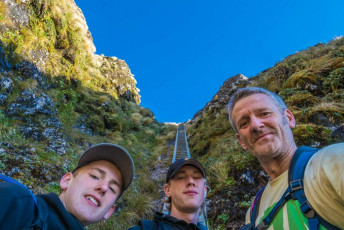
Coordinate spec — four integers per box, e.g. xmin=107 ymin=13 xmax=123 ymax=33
xmin=77 ymin=213 xmax=103 ymax=226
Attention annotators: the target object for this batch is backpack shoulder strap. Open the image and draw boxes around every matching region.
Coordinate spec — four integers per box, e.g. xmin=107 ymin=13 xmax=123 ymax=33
xmin=250 ymin=186 xmax=265 ymax=224
xmin=0 ymin=174 xmax=48 ymax=229
xmin=139 ymin=219 xmax=158 ymax=230
xmin=288 ymin=146 xmax=340 ymax=230
xmin=238 ymin=186 xmax=266 ymax=230
xmin=0 ymin=174 xmax=38 ymax=208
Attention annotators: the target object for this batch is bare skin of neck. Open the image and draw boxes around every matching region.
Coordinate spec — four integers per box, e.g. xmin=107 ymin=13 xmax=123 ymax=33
xmin=170 ymin=206 xmax=199 ymax=224
xmin=258 ymin=144 xmax=297 ymax=180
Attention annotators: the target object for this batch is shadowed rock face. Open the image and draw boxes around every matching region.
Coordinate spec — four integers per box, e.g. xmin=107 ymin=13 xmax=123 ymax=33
xmin=330 ymin=125 xmax=344 ymax=142
xmin=191 ymin=74 xmax=250 ymax=123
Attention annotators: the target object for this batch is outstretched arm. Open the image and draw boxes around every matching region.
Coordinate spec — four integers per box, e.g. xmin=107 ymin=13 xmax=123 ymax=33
xmin=304 ymin=142 xmax=344 ymax=229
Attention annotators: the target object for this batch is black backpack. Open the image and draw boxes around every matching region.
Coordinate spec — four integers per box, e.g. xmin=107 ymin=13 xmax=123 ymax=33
xmin=0 ymin=174 xmax=48 ymax=230
xmin=240 ymin=146 xmax=340 ymax=230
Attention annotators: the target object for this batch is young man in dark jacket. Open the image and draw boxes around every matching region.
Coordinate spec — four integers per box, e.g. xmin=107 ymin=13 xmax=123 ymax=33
xmin=129 ymin=158 xmax=208 ymax=230
xmin=0 ymin=143 xmax=134 ymax=230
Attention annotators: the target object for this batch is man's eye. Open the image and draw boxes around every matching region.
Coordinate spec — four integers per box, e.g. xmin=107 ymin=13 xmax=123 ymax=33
xmin=109 ymin=187 xmax=116 ymax=194
xmin=90 ymin=174 xmax=99 ymax=180
xmin=261 ymin=112 xmax=270 ymax=117
xmin=176 ymin=176 xmax=185 ymax=180
xmin=239 ymin=121 xmax=248 ymax=128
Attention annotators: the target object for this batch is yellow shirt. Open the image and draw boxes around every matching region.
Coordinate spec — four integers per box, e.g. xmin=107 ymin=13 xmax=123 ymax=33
xmin=245 ymin=142 xmax=344 ymax=229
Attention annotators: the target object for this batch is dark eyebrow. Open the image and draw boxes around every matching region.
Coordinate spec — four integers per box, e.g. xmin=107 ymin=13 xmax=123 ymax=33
xmin=91 ymin=168 xmax=121 ymax=188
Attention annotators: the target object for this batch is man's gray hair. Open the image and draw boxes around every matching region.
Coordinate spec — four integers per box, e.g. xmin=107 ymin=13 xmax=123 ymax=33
xmin=227 ymin=87 xmax=287 ymax=132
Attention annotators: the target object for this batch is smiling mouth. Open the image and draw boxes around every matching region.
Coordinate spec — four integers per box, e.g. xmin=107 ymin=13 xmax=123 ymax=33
xmin=86 ymin=195 xmax=99 ymax=207
xmin=256 ymin=133 xmax=270 ymax=142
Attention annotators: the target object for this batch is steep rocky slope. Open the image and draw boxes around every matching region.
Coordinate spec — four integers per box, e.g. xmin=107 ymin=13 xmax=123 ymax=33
xmin=0 ymin=0 xmax=175 ymax=229
xmin=186 ymin=38 xmax=344 ymax=229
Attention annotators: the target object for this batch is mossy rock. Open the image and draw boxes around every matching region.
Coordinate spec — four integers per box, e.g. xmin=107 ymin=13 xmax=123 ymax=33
xmin=324 ymin=89 xmax=344 ymax=103
xmin=86 ymin=114 xmax=105 ymax=133
xmin=103 ymin=114 xmax=119 ymax=130
xmin=298 ymin=105 xmax=344 ymax=127
xmin=283 ymin=70 xmax=322 ymax=92
xmin=293 ymin=124 xmax=332 ymax=147
xmin=286 ymin=92 xmax=320 ymax=107
xmin=139 ymin=107 xmax=154 ymax=117
xmin=323 ymin=67 xmax=344 ymax=93
xmin=30 ymin=0 xmax=51 ymax=18
xmin=330 ymin=46 xmax=344 ymax=58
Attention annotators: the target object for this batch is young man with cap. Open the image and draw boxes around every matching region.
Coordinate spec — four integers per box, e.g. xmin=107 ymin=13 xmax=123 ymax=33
xmin=129 ymin=158 xmax=208 ymax=230
xmin=0 ymin=143 xmax=134 ymax=229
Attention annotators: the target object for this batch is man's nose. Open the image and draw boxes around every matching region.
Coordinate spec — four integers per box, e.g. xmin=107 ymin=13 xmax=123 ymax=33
xmin=96 ymin=181 xmax=109 ymax=195
xmin=250 ymin=116 xmax=264 ymax=131
xmin=186 ymin=176 xmax=196 ymax=186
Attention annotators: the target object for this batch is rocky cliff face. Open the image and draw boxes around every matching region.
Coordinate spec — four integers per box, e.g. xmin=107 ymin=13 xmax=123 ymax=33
xmin=0 ymin=1 xmax=168 ymax=228
xmin=0 ymin=0 xmax=140 ymax=102
xmin=187 ymin=38 xmax=344 ymax=229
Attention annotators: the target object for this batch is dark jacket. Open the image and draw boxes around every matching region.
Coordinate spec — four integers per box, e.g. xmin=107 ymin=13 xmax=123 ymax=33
xmin=128 ymin=212 xmax=208 ymax=230
xmin=0 ymin=182 xmax=84 ymax=230
xmin=38 ymin=193 xmax=84 ymax=230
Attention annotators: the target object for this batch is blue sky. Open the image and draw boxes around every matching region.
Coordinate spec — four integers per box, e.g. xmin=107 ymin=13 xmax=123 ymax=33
xmin=74 ymin=0 xmax=344 ymax=123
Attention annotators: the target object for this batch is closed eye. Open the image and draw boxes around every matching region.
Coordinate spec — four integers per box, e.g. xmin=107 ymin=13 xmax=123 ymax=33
xmin=90 ymin=174 xmax=99 ymax=180
xmin=109 ymin=187 xmax=116 ymax=194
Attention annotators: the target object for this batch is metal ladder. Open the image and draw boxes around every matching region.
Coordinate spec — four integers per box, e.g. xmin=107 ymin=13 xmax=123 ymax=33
xmin=163 ymin=124 xmax=208 ymax=227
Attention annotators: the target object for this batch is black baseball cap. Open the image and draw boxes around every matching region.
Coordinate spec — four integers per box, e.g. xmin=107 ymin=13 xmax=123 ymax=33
xmin=73 ymin=143 xmax=134 ymax=194
xmin=166 ymin=158 xmax=206 ymax=183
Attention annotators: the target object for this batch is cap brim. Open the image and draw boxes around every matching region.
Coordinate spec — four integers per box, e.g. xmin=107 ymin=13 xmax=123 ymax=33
xmin=76 ymin=143 xmax=134 ymax=192
xmin=168 ymin=158 xmax=206 ymax=182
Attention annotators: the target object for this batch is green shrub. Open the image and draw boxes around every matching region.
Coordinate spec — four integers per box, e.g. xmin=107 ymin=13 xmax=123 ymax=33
xmin=324 ymin=67 xmax=344 ymax=93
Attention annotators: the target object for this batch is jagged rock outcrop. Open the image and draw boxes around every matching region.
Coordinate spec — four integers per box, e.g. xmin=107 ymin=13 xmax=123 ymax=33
xmin=191 ymin=74 xmax=250 ymax=123
xmin=0 ymin=0 xmax=140 ymax=103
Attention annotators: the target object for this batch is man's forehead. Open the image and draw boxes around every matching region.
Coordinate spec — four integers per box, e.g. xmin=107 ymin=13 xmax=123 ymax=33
xmin=234 ymin=94 xmax=277 ymax=112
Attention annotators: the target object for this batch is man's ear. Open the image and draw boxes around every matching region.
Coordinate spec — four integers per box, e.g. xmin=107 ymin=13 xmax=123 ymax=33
xmin=203 ymin=186 xmax=208 ymax=199
xmin=104 ymin=204 xmax=116 ymax=219
xmin=164 ymin=183 xmax=171 ymax=198
xmin=236 ymin=133 xmax=248 ymax=150
xmin=60 ymin=172 xmax=73 ymax=190
xmin=285 ymin=109 xmax=296 ymax=128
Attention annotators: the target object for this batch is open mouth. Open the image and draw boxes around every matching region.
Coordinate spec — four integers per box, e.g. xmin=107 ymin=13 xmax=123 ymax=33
xmin=85 ymin=195 xmax=99 ymax=207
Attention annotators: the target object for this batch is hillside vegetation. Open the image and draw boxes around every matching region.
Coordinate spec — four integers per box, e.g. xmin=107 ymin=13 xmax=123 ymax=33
xmin=186 ymin=37 xmax=344 ymax=229
xmin=1 ymin=1 xmax=344 ymax=229
xmin=0 ymin=0 xmax=176 ymax=229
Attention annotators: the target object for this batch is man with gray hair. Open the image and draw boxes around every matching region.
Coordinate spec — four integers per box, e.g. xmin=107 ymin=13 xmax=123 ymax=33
xmin=227 ymin=87 xmax=344 ymax=230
